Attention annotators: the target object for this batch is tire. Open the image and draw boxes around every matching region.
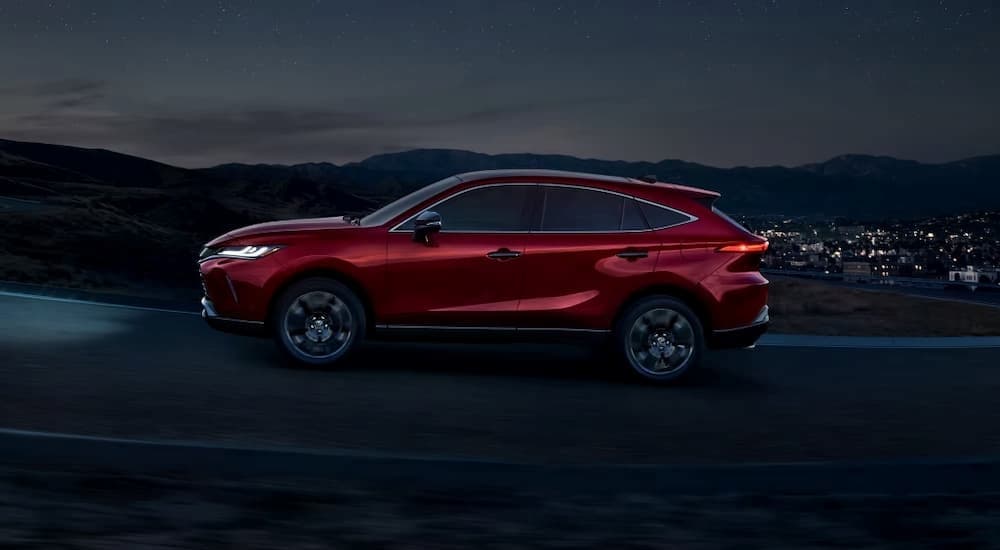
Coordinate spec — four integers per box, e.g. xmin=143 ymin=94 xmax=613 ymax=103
xmin=613 ymin=295 xmax=705 ymax=383
xmin=271 ymin=277 xmax=366 ymax=367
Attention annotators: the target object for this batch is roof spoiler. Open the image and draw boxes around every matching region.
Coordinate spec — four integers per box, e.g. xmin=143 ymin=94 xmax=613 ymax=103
xmin=631 ymin=175 xmax=721 ymax=204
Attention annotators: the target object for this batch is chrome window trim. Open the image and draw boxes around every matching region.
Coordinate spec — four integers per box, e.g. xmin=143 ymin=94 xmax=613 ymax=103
xmin=535 ymin=184 xmax=698 ymax=234
xmin=630 ymin=195 xmax=700 ymax=230
xmin=387 ymin=182 xmax=699 ymax=234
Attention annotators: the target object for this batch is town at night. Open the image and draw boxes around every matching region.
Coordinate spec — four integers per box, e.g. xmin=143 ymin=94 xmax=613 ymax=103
xmin=749 ymin=210 xmax=1000 ymax=284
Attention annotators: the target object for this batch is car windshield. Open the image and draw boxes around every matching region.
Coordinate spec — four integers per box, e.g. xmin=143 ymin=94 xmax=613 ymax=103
xmin=359 ymin=176 xmax=461 ymax=227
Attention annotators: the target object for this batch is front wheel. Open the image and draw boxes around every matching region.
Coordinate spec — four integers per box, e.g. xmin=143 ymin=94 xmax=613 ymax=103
xmin=614 ymin=296 xmax=704 ymax=383
xmin=271 ymin=277 xmax=366 ymax=367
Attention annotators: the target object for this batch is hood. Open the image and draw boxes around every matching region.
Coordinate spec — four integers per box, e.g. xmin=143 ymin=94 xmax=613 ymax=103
xmin=207 ymin=216 xmax=355 ymax=246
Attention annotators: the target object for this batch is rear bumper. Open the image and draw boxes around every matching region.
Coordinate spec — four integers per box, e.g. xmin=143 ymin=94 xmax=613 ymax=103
xmin=709 ymin=305 xmax=769 ymax=349
xmin=201 ymin=297 xmax=267 ymax=337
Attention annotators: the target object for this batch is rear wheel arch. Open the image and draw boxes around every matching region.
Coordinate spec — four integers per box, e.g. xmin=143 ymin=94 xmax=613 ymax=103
xmin=613 ymin=284 xmax=713 ymax=334
xmin=612 ymin=292 xmax=707 ymax=383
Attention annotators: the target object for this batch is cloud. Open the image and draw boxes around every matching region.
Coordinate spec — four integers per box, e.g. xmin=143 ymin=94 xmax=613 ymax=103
xmin=11 ymin=104 xmax=530 ymax=145
xmin=45 ymin=92 xmax=106 ymax=110
xmin=0 ymin=78 xmax=108 ymax=112
xmin=0 ymin=78 xmax=106 ymax=97
xmin=29 ymin=78 xmax=107 ymax=97
xmin=0 ymin=91 xmax=620 ymax=166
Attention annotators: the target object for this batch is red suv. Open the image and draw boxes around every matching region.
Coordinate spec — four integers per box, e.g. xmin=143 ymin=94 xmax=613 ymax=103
xmin=198 ymin=170 xmax=769 ymax=382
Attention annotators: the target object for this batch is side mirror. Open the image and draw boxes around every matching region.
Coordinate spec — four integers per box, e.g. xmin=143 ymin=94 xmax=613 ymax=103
xmin=413 ymin=210 xmax=442 ymax=243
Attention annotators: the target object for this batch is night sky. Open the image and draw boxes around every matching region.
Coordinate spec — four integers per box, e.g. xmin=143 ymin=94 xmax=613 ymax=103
xmin=0 ymin=1 xmax=996 ymax=168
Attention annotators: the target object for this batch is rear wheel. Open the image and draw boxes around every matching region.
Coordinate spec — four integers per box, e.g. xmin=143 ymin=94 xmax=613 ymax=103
xmin=614 ymin=296 xmax=704 ymax=383
xmin=271 ymin=277 xmax=366 ymax=367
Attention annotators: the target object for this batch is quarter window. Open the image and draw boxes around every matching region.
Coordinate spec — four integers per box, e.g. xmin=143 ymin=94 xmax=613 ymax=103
xmin=637 ymin=201 xmax=692 ymax=229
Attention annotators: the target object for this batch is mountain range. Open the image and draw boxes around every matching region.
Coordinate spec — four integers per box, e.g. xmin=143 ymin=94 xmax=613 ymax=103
xmin=0 ymin=137 xmax=997 ymax=293
xmin=220 ymin=149 xmax=1000 ymax=219
xmin=3 ymin=137 xmax=999 ymax=218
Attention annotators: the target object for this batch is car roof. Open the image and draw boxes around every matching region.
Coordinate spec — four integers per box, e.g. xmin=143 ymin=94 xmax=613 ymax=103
xmin=454 ymin=169 xmax=630 ymax=184
xmin=454 ymin=169 xmax=719 ymax=199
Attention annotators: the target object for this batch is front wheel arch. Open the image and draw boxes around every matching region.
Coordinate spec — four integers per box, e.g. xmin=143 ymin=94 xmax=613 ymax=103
xmin=266 ymin=269 xmax=376 ymax=333
xmin=270 ymin=276 xmax=368 ymax=367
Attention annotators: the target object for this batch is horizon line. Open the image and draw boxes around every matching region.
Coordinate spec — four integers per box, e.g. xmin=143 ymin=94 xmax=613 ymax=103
xmin=1 ymin=136 xmax=996 ymax=172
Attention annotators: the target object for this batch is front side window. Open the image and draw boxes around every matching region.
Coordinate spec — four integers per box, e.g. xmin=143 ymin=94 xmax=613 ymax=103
xmin=361 ymin=176 xmax=460 ymax=227
xmin=400 ymin=184 xmax=531 ymax=232
xmin=539 ymin=186 xmax=624 ymax=231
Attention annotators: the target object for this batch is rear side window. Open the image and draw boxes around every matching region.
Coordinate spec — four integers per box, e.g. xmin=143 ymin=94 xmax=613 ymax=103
xmin=540 ymin=186 xmax=623 ymax=231
xmin=637 ymin=201 xmax=693 ymax=229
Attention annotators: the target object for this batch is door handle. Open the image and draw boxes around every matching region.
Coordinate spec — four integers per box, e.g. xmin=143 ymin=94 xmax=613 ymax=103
xmin=486 ymin=248 xmax=522 ymax=260
xmin=616 ymin=249 xmax=649 ymax=260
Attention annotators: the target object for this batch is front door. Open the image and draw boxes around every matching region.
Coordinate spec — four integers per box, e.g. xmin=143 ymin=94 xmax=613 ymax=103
xmin=382 ymin=183 xmax=534 ymax=327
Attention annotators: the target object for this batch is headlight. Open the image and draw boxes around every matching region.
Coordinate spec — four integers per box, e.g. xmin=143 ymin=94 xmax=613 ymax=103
xmin=202 ymin=245 xmax=281 ymax=260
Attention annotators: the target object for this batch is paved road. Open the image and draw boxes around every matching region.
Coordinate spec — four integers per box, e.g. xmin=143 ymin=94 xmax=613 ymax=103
xmin=2 ymin=294 xmax=1000 ymax=465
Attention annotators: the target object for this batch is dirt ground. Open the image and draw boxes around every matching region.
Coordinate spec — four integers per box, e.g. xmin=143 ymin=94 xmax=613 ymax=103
xmin=768 ymin=277 xmax=1000 ymax=336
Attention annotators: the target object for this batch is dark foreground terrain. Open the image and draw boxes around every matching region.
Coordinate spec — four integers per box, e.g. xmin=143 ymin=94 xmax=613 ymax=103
xmin=3 ymin=292 xmax=1000 ymax=464
xmin=3 ymin=466 xmax=999 ymax=549
xmin=4 ymin=281 xmax=1000 ymax=548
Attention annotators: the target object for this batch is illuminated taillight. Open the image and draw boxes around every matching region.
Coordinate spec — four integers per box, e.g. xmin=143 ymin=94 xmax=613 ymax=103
xmin=719 ymin=241 xmax=768 ymax=272
xmin=717 ymin=241 xmax=769 ymax=253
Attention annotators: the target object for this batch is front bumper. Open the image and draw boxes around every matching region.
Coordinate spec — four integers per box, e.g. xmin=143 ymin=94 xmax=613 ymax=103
xmin=709 ymin=305 xmax=769 ymax=349
xmin=201 ymin=296 xmax=267 ymax=337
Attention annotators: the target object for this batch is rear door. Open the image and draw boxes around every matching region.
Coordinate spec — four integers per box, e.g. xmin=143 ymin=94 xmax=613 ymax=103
xmin=517 ymin=184 xmax=663 ymax=330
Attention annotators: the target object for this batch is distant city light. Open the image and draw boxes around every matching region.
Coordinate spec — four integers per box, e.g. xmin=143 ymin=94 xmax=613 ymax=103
xmin=752 ymin=211 xmax=999 ymax=284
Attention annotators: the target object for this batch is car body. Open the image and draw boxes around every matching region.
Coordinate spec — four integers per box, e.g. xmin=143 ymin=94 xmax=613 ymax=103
xmin=198 ymin=169 xmax=769 ymax=382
